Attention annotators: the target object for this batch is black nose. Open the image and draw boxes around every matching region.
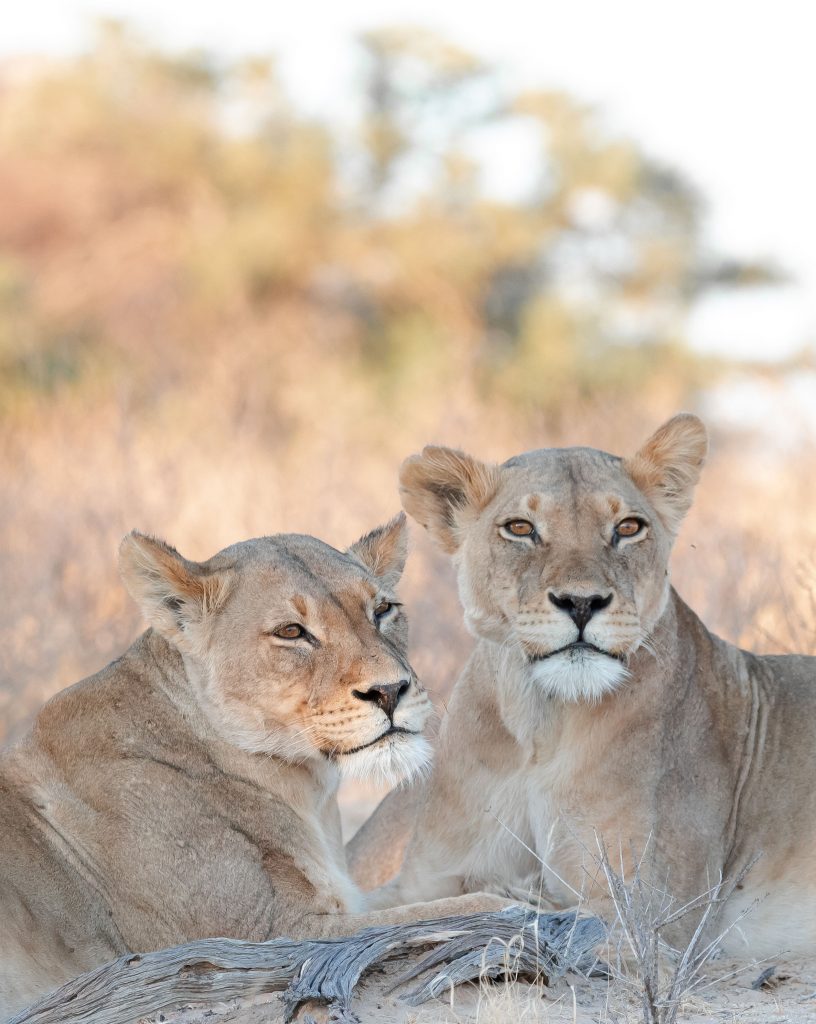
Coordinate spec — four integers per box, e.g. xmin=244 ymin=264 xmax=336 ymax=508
xmin=548 ymin=592 xmax=613 ymax=634
xmin=352 ymin=680 xmax=410 ymax=720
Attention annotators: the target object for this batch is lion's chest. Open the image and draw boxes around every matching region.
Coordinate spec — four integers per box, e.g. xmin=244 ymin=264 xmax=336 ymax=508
xmin=452 ymin=749 xmax=581 ymax=903
xmin=523 ymin=754 xmax=606 ymax=905
xmin=459 ymin=734 xmax=646 ymax=906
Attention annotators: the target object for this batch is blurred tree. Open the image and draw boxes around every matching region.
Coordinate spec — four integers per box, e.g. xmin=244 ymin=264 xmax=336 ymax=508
xmin=357 ymin=28 xmax=491 ymax=203
xmin=0 ymin=20 xmax=775 ymax=424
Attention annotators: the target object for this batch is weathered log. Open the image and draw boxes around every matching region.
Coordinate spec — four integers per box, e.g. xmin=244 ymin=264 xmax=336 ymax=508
xmin=8 ymin=908 xmax=605 ymax=1024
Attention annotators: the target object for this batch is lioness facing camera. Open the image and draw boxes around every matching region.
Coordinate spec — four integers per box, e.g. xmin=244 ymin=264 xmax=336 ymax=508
xmin=0 ymin=516 xmax=508 ymax=1018
xmin=355 ymin=415 xmax=816 ymax=956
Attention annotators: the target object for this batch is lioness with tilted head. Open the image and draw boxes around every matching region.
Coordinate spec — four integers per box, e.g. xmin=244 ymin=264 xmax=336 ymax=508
xmin=0 ymin=516 xmax=509 ymax=1018
xmin=355 ymin=415 xmax=816 ymax=955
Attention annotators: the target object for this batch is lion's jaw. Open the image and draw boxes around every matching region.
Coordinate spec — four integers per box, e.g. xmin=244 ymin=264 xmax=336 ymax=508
xmin=333 ymin=729 xmax=434 ymax=786
xmin=527 ymin=645 xmax=629 ymax=702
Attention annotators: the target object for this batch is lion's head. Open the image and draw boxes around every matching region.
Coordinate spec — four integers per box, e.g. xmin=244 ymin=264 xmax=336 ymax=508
xmin=400 ymin=414 xmax=707 ymax=703
xmin=118 ymin=515 xmax=432 ymax=784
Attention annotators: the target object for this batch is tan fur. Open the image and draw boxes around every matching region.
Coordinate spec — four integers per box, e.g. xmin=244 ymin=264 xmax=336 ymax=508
xmin=362 ymin=415 xmax=816 ymax=956
xmin=0 ymin=516 xmax=508 ymax=1018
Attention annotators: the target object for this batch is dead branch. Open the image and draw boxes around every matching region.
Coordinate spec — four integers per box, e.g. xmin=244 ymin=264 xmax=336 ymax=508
xmin=8 ymin=908 xmax=605 ymax=1024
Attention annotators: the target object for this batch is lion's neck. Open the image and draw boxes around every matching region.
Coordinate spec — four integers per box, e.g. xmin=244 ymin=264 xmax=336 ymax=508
xmin=136 ymin=630 xmax=338 ymax=799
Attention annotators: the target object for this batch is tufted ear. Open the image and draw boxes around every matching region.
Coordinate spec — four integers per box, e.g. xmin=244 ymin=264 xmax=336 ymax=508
xmin=119 ymin=531 xmax=232 ymax=643
xmin=399 ymin=446 xmax=500 ymax=554
xmin=347 ymin=513 xmax=408 ymax=589
xmin=624 ymin=413 xmax=708 ymax=534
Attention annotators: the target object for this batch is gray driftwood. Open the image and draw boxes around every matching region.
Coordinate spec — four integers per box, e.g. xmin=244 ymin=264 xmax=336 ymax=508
xmin=8 ymin=908 xmax=605 ymax=1024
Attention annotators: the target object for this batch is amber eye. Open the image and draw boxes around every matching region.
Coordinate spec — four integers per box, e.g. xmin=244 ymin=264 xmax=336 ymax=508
xmin=273 ymin=623 xmax=305 ymax=640
xmin=616 ymin=518 xmax=644 ymax=539
xmin=504 ymin=519 xmax=535 ymax=538
xmin=374 ymin=600 xmax=393 ymax=620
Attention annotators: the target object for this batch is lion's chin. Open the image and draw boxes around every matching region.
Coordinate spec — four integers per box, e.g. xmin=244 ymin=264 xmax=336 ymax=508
xmin=529 ymin=647 xmax=628 ymax=703
xmin=335 ymin=731 xmax=433 ymax=786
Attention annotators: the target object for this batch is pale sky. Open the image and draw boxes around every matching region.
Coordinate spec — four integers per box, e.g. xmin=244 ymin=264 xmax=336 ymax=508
xmin=4 ymin=0 xmax=815 ymax=360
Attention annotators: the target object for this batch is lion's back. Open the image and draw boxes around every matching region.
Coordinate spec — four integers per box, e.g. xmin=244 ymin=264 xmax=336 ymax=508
xmin=0 ymin=764 xmax=128 ymax=1017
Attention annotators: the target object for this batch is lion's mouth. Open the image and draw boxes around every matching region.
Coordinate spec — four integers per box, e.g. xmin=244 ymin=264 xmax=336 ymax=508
xmin=528 ymin=640 xmax=624 ymax=664
xmin=334 ymin=726 xmax=419 ymax=758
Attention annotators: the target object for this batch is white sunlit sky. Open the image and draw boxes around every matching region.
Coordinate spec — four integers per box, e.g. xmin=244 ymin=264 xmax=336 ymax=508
xmin=4 ymin=0 xmax=816 ymax=371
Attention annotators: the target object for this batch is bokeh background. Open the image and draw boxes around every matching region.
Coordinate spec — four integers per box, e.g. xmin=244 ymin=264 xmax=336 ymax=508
xmin=2 ymin=4 xmax=815 ymax=829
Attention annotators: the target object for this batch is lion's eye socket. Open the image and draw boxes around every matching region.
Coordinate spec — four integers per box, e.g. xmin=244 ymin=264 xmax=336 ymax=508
xmin=374 ymin=600 xmax=400 ymax=621
xmin=273 ymin=623 xmax=306 ymax=640
xmin=616 ymin=518 xmax=644 ymax=539
xmin=504 ymin=520 xmax=535 ymax=538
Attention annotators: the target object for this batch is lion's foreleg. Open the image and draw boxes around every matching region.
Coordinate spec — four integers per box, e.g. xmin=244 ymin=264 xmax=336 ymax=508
xmin=284 ymin=891 xmax=514 ymax=941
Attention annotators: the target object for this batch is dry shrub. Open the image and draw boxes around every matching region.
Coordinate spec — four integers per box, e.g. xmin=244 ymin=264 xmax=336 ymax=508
xmin=594 ymin=838 xmax=762 ymax=1024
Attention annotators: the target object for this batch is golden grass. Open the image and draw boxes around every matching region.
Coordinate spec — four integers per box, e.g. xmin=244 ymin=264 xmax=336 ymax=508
xmin=3 ymin=382 xmax=816 ymax=749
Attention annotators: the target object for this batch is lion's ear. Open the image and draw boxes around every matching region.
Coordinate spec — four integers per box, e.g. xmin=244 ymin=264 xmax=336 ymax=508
xmin=347 ymin=513 xmax=408 ymax=589
xmin=399 ymin=446 xmax=499 ymax=554
xmin=118 ymin=531 xmax=231 ymax=642
xmin=624 ymin=413 xmax=708 ymax=534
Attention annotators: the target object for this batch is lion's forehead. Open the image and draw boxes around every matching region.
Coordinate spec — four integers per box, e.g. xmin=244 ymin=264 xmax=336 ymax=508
xmin=502 ymin=445 xmax=621 ymax=478
xmin=207 ymin=536 xmax=381 ymax=628
xmin=494 ymin=447 xmax=642 ymax=516
xmin=214 ymin=535 xmax=369 ymax=586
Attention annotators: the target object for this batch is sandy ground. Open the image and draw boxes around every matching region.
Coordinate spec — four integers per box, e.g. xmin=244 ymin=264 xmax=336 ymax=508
xmin=150 ymin=951 xmax=816 ymax=1024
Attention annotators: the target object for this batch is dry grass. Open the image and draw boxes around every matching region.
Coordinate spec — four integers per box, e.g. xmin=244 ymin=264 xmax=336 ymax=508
xmin=4 ymin=393 xmax=816 ymax=752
